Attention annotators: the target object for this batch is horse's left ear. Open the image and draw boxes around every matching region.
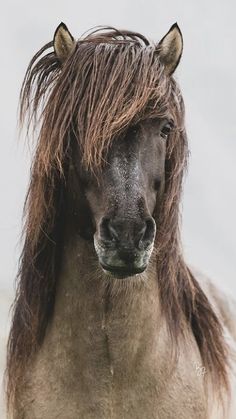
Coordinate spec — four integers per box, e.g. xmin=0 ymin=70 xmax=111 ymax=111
xmin=157 ymin=23 xmax=183 ymax=75
xmin=53 ymin=22 xmax=76 ymax=62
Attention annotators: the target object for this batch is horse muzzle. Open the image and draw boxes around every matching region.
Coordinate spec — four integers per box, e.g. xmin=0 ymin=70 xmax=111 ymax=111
xmin=94 ymin=216 xmax=156 ymax=278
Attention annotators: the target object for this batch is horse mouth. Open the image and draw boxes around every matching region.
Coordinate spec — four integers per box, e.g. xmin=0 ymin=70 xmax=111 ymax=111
xmin=100 ymin=262 xmax=147 ymax=279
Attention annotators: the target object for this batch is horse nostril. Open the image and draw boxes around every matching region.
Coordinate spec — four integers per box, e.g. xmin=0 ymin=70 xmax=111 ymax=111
xmin=99 ymin=217 xmax=118 ymax=242
xmin=100 ymin=217 xmax=112 ymax=242
xmin=139 ymin=217 xmax=156 ymax=248
xmin=108 ymin=221 xmax=120 ymax=241
xmin=135 ymin=223 xmax=147 ymax=244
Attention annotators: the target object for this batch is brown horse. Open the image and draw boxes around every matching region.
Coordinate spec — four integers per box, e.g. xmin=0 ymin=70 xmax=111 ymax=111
xmin=6 ymin=22 xmax=236 ymax=418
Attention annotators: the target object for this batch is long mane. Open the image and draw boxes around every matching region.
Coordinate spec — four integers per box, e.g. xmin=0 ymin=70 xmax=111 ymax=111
xmin=6 ymin=26 xmax=230 ymax=411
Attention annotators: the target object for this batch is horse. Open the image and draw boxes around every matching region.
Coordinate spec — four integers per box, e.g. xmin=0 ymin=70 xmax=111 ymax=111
xmin=6 ymin=22 xmax=236 ymax=418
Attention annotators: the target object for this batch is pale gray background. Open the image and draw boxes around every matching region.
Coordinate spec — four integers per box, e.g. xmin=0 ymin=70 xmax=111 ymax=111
xmin=1 ymin=0 xmax=236 ymax=415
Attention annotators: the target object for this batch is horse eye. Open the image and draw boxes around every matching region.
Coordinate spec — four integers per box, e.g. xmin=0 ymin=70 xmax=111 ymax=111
xmin=130 ymin=126 xmax=138 ymax=136
xmin=160 ymin=122 xmax=173 ymax=140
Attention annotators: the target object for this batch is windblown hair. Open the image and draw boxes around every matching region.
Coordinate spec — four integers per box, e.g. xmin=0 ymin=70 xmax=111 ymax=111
xmin=6 ymin=27 xmax=230 ymax=412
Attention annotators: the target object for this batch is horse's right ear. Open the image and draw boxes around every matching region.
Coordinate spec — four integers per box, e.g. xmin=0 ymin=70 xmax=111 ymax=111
xmin=53 ymin=22 xmax=76 ymax=62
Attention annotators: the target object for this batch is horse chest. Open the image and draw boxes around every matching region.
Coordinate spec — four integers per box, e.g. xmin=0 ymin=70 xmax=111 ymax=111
xmin=21 ymin=301 xmax=207 ymax=419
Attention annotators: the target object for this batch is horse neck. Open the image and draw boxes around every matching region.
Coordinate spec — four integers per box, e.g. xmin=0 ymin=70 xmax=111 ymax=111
xmin=50 ymin=224 xmax=162 ymax=368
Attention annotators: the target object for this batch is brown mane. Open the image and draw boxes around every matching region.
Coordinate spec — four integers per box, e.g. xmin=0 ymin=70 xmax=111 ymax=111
xmin=6 ymin=26 xmax=230 ymax=411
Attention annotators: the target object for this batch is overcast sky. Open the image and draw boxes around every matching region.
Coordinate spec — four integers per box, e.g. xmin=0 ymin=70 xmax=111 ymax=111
xmin=0 ymin=0 xmax=235 ymax=414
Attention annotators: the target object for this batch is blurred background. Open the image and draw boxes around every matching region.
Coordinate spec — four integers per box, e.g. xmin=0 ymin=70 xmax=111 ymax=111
xmin=1 ymin=0 xmax=235 ymax=416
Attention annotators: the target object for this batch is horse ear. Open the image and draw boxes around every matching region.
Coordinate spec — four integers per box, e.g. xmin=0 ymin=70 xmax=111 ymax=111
xmin=53 ymin=22 xmax=75 ymax=62
xmin=157 ymin=23 xmax=183 ymax=75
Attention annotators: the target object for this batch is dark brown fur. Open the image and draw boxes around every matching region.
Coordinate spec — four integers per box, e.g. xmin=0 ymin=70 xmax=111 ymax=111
xmin=6 ymin=27 xmax=230 ymax=413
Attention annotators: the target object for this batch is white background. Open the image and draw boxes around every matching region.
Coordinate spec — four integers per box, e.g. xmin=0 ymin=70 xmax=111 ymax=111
xmin=1 ymin=0 xmax=236 ymax=415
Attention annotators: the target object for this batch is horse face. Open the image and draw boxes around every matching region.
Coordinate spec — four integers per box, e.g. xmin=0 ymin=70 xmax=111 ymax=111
xmin=77 ymin=118 xmax=171 ymax=278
